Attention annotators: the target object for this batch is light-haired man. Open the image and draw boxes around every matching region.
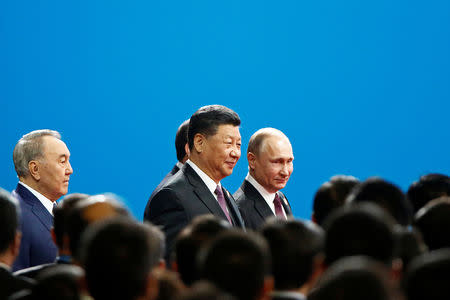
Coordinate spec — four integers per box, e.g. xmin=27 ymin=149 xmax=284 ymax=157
xmin=12 ymin=129 xmax=73 ymax=271
xmin=234 ymin=128 xmax=294 ymax=230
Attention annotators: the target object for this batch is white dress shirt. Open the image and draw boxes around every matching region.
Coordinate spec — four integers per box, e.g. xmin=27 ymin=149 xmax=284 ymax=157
xmin=186 ymin=160 xmax=222 ymax=201
xmin=19 ymin=181 xmax=55 ymax=215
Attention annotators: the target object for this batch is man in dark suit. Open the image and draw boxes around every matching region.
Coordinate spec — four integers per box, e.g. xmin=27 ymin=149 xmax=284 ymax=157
xmin=0 ymin=188 xmax=34 ymax=299
xmin=234 ymin=128 xmax=294 ymax=230
xmin=146 ymin=105 xmax=245 ymax=260
xmin=11 ymin=129 xmax=73 ymax=271
xmin=144 ymin=119 xmax=189 ymax=221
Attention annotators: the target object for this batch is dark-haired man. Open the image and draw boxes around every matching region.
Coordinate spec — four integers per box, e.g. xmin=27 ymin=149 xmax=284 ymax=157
xmin=146 ymin=105 xmax=245 ymax=259
xmin=144 ymin=120 xmax=190 ymax=221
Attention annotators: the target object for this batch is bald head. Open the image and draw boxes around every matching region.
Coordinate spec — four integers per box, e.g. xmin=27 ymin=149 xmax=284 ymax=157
xmin=247 ymin=128 xmax=294 ymax=193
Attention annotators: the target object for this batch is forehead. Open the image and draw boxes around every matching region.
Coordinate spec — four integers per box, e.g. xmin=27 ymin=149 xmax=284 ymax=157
xmin=260 ymin=136 xmax=293 ymax=157
xmin=41 ymin=136 xmax=70 ymax=156
xmin=213 ymin=124 xmax=241 ymax=139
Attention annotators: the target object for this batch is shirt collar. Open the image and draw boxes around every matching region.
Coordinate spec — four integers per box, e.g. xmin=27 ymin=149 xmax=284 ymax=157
xmin=176 ymin=161 xmax=184 ymax=169
xmin=19 ymin=181 xmax=55 ymax=215
xmin=186 ymin=160 xmax=220 ymax=198
xmin=246 ymin=173 xmax=287 ymax=217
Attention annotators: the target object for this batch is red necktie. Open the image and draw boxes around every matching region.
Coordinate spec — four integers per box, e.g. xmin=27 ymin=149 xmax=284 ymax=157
xmin=215 ymin=185 xmax=232 ymax=224
xmin=273 ymin=194 xmax=286 ymax=219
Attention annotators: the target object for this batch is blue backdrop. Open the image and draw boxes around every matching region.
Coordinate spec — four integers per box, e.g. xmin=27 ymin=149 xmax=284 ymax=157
xmin=2 ymin=1 xmax=449 ymax=220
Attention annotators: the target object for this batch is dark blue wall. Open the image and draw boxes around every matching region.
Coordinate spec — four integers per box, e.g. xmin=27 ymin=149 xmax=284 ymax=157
xmin=2 ymin=1 xmax=449 ymax=219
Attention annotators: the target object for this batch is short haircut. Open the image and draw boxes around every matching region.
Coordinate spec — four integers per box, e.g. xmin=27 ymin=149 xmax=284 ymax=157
xmin=81 ymin=218 xmax=162 ymax=300
xmin=414 ymin=196 xmax=450 ymax=251
xmin=173 ymin=215 xmax=230 ymax=286
xmin=0 ymin=188 xmax=20 ymax=254
xmin=67 ymin=194 xmax=131 ymax=261
xmin=13 ymin=129 xmax=61 ymax=177
xmin=175 ymin=120 xmax=190 ymax=162
xmin=393 ymin=226 xmax=427 ymax=269
xmin=188 ymin=105 xmax=240 ymax=150
xmin=53 ymin=193 xmax=89 ymax=249
xmin=407 ymin=173 xmax=450 ymax=213
xmin=323 ymin=203 xmax=396 ymax=266
xmin=247 ymin=128 xmax=288 ymax=156
xmin=404 ymin=249 xmax=450 ymax=300
xmin=313 ymin=175 xmax=360 ymax=225
xmin=261 ymin=218 xmax=324 ymax=290
xmin=346 ymin=177 xmax=413 ymax=226
xmin=198 ymin=230 xmax=270 ymax=300
xmin=309 ymin=256 xmax=397 ymax=300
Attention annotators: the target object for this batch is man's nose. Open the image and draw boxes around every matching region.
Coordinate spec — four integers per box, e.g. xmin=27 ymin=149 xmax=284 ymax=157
xmin=66 ymin=162 xmax=74 ymax=175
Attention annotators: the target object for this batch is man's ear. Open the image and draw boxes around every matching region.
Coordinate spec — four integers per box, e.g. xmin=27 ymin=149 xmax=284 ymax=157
xmin=51 ymin=228 xmax=57 ymax=245
xmin=12 ymin=231 xmax=22 ymax=257
xmin=247 ymin=152 xmax=256 ymax=170
xmin=259 ymin=275 xmax=274 ymax=300
xmin=29 ymin=160 xmax=40 ymax=180
xmin=193 ymin=133 xmax=206 ymax=153
xmin=184 ymin=143 xmax=190 ymax=159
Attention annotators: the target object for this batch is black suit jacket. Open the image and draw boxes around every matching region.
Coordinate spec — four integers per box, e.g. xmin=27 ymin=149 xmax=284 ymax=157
xmin=0 ymin=266 xmax=34 ymax=300
xmin=234 ymin=179 xmax=292 ymax=231
xmin=143 ymin=164 xmax=180 ymax=221
xmin=145 ymin=163 xmax=245 ymax=259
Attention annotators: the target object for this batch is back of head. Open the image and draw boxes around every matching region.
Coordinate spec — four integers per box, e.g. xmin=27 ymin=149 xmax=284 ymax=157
xmin=0 ymin=188 xmax=19 ymax=254
xmin=81 ymin=218 xmax=162 ymax=300
xmin=177 ymin=281 xmax=236 ymax=300
xmin=313 ymin=175 xmax=360 ymax=225
xmin=67 ymin=194 xmax=131 ymax=261
xmin=346 ymin=177 xmax=412 ymax=226
xmin=174 ymin=215 xmax=230 ymax=286
xmin=53 ymin=193 xmax=89 ymax=250
xmin=323 ymin=203 xmax=396 ymax=266
xmin=198 ymin=230 xmax=270 ymax=300
xmin=414 ymin=196 xmax=450 ymax=250
xmin=13 ymin=129 xmax=61 ymax=178
xmin=309 ymin=256 xmax=398 ymax=300
xmin=175 ymin=120 xmax=190 ymax=163
xmin=393 ymin=226 xmax=427 ymax=269
xmin=404 ymin=249 xmax=450 ymax=300
xmin=32 ymin=264 xmax=83 ymax=300
xmin=407 ymin=173 xmax=450 ymax=213
xmin=188 ymin=105 xmax=240 ymax=150
xmin=261 ymin=218 xmax=324 ymax=290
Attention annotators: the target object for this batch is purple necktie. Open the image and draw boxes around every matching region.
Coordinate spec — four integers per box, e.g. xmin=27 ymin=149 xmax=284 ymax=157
xmin=215 ymin=185 xmax=232 ymax=224
xmin=273 ymin=194 xmax=286 ymax=219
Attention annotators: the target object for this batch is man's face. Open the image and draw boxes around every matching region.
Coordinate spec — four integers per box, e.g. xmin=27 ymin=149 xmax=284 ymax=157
xmin=200 ymin=124 xmax=241 ymax=183
xmin=249 ymin=135 xmax=294 ymax=193
xmin=36 ymin=136 xmax=73 ymax=201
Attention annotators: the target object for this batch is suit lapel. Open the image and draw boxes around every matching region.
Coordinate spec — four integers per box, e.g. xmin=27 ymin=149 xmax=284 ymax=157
xmin=242 ymin=180 xmax=274 ymax=219
xmin=183 ymin=164 xmax=228 ymax=219
xmin=15 ymin=184 xmax=53 ymax=231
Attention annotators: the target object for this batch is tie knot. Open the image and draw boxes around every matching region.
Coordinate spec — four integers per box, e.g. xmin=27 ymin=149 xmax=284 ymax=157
xmin=273 ymin=193 xmax=281 ymax=204
xmin=215 ymin=185 xmax=223 ymax=196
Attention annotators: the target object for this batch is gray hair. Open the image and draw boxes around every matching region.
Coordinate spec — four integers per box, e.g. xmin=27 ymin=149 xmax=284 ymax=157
xmin=247 ymin=127 xmax=289 ymax=156
xmin=13 ymin=129 xmax=61 ymax=177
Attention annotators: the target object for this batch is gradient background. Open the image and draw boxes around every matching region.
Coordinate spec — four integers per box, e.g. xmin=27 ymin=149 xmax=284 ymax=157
xmin=2 ymin=1 xmax=449 ymax=220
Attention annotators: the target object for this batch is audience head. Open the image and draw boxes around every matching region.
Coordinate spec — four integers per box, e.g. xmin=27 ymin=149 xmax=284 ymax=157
xmin=323 ymin=203 xmax=396 ymax=266
xmin=404 ymin=249 xmax=450 ymax=300
xmin=198 ymin=230 xmax=272 ymax=300
xmin=393 ymin=226 xmax=427 ymax=269
xmin=261 ymin=218 xmax=324 ymax=291
xmin=0 ymin=188 xmax=20 ymax=264
xmin=175 ymin=119 xmax=190 ymax=163
xmin=414 ymin=196 xmax=450 ymax=250
xmin=407 ymin=173 xmax=450 ymax=213
xmin=247 ymin=128 xmax=294 ymax=193
xmin=312 ymin=175 xmax=360 ymax=225
xmin=173 ymin=215 xmax=230 ymax=286
xmin=81 ymin=217 xmax=161 ymax=300
xmin=52 ymin=193 xmax=89 ymax=252
xmin=188 ymin=105 xmax=241 ymax=183
xmin=67 ymin=193 xmax=131 ymax=262
xmin=309 ymin=256 xmax=400 ymax=300
xmin=13 ymin=129 xmax=73 ymax=201
xmin=177 ymin=281 xmax=236 ymax=300
xmin=347 ymin=177 xmax=412 ymax=226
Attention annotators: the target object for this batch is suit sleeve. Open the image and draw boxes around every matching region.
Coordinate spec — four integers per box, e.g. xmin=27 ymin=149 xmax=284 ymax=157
xmin=146 ymin=188 xmax=189 ymax=260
